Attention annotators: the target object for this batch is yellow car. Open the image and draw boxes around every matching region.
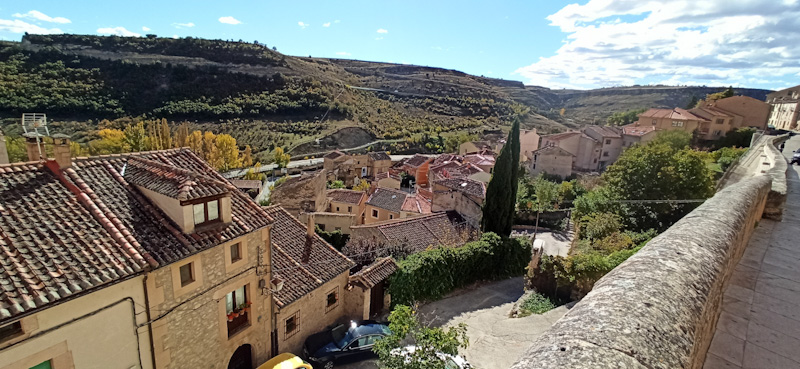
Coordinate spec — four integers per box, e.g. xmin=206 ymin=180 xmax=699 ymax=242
xmin=258 ymin=353 xmax=313 ymax=369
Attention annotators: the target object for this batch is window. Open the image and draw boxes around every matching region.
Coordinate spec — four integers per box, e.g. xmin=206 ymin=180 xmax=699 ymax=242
xmin=671 ymin=121 xmax=684 ymax=127
xmin=326 ymin=287 xmax=339 ymax=312
xmin=179 ymin=263 xmax=194 ymax=287
xmin=0 ymin=321 xmax=22 ymax=343
xmin=652 ymin=119 xmax=657 ymax=125
xmin=348 ymin=206 xmax=352 ymax=212
xmin=350 ymin=335 xmax=380 ymax=349
xmin=318 ymin=224 xmax=325 ymax=231
xmin=605 ymin=139 xmax=611 ymax=145
xmin=603 ymin=151 xmax=609 ymax=157
xmin=29 ymin=361 xmax=52 ymax=369
xmin=715 ymin=118 xmax=724 ymax=124
xmin=285 ymin=312 xmax=299 ymax=339
xmin=372 ymin=209 xmax=378 ymax=218
xmin=336 ymin=207 xmax=340 ymax=212
xmin=230 ymin=243 xmax=241 ymax=263
xmin=389 ymin=214 xmax=394 ymax=220
xmin=714 ymin=130 xmax=723 ymax=136
xmin=335 ymin=227 xmax=342 ymax=231
xmin=226 ymin=286 xmax=249 ymax=337
xmin=193 ymin=200 xmax=220 ymax=226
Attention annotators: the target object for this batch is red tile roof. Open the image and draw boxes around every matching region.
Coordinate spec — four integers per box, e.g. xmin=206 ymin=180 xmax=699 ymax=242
xmin=230 ymin=179 xmax=263 ymax=190
xmin=0 ymin=148 xmax=273 ymax=323
xmin=368 ymin=152 xmax=391 ymax=161
xmin=532 ymin=145 xmax=575 ymax=157
xmin=349 ymin=257 xmax=397 ymax=289
xmin=324 ymin=150 xmax=346 ymax=160
xmin=463 ymin=152 xmax=496 ymax=166
xmin=638 ymin=108 xmax=709 ymax=121
xmin=367 ymin=188 xmax=410 ymax=213
xmin=401 ymin=195 xmax=432 ymax=214
xmin=405 ymin=154 xmax=432 ymax=167
xmin=327 ymin=189 xmax=366 ymax=205
xmin=621 ymin=124 xmax=658 ymax=137
xmin=264 ymin=206 xmax=354 ymax=307
xmin=584 ymin=125 xmax=622 ymax=138
xmin=124 ymin=157 xmax=232 ymax=201
xmin=541 ymin=131 xmax=581 ymax=142
xmin=350 ymin=212 xmax=472 ymax=253
xmin=433 ymin=178 xmax=486 ymax=198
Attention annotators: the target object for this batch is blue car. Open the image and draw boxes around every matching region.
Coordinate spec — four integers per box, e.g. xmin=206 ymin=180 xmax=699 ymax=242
xmin=303 ymin=320 xmax=391 ymax=369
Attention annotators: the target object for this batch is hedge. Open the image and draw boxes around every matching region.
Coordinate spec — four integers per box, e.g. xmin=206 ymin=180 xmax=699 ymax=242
xmin=388 ymin=232 xmax=531 ymax=306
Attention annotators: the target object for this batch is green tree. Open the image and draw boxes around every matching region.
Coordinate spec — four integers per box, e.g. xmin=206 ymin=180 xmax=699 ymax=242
xmin=327 ymin=180 xmax=346 ymax=189
xmin=649 ymin=130 xmax=691 ymax=151
xmin=353 ymin=179 xmax=371 ymax=192
xmin=374 ymin=305 xmax=469 ymax=369
xmin=123 ymin=122 xmax=148 ymax=152
xmin=705 ymin=86 xmax=735 ymax=102
xmin=686 ymin=96 xmax=699 ymax=109
xmin=603 ymin=141 xmax=715 ymax=231
xmin=481 ymin=119 xmax=520 ymax=236
xmin=273 ymin=147 xmax=290 ymax=168
xmin=606 ymin=108 xmax=646 ymax=126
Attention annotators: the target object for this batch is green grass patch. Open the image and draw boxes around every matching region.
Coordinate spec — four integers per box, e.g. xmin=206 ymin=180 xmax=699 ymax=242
xmin=518 ymin=292 xmax=557 ymax=317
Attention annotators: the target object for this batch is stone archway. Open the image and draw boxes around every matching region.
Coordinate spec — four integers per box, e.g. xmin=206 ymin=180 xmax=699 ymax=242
xmin=228 ymin=344 xmax=253 ymax=369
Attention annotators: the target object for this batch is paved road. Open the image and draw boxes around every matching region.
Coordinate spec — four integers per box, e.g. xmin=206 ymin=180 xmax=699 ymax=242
xmin=338 ymin=278 xmax=569 ymax=369
xmin=511 ymin=229 xmax=573 ymax=257
xmin=704 ymin=135 xmax=800 ymax=368
xmin=222 ymin=155 xmax=425 ymax=179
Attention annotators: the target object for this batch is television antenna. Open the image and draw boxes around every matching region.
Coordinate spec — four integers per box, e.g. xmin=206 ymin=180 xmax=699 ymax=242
xmin=21 ymin=113 xmax=49 ymax=160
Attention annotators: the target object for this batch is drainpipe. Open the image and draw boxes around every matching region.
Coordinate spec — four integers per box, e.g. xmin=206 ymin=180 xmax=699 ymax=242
xmin=143 ymin=274 xmax=158 ymax=369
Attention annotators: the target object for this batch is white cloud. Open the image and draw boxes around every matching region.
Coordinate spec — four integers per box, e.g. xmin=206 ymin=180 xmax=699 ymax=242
xmin=515 ymin=0 xmax=800 ymax=89
xmin=377 ymin=28 xmax=388 ymax=34
xmin=12 ymin=10 xmax=70 ymax=24
xmin=0 ymin=19 xmax=62 ymax=34
xmin=298 ymin=21 xmax=308 ymax=29
xmin=172 ymin=22 xmax=195 ymax=29
xmin=219 ymin=16 xmax=241 ymax=25
xmin=323 ymin=22 xmax=331 ymax=27
xmin=97 ymin=26 xmax=140 ymax=37
xmin=335 ymin=51 xmax=351 ymax=56
xmin=142 ymin=26 xmax=151 ymax=32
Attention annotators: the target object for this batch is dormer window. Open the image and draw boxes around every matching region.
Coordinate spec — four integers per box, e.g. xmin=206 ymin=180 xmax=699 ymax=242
xmin=193 ymin=200 xmax=220 ymax=226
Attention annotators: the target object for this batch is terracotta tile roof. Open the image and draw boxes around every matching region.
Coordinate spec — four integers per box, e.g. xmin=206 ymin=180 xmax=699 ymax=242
xmin=401 ymin=195 xmax=431 ymax=214
xmin=368 ymin=152 xmax=391 ymax=161
xmin=584 ymin=125 xmax=622 ymax=138
xmin=434 ymin=178 xmax=486 ymax=198
xmin=124 ymin=157 xmax=231 ymax=201
xmin=689 ymin=106 xmax=738 ymax=120
xmin=0 ymin=148 xmax=274 ymax=323
xmin=638 ymin=108 xmax=709 ymax=121
xmin=366 ymin=188 xmax=409 ymax=213
xmin=533 ymin=145 xmax=574 ymax=157
xmin=229 ymin=179 xmax=263 ymax=189
xmin=324 ymin=150 xmax=346 ymax=160
xmin=463 ymin=152 xmax=496 ymax=166
xmin=405 ymin=154 xmax=432 ymax=168
xmin=264 ymin=206 xmax=354 ymax=307
xmin=621 ymin=124 xmax=657 ymax=137
xmin=432 ymin=154 xmax=460 ymax=166
xmin=327 ymin=189 xmax=365 ymax=205
xmin=349 ymin=257 xmax=397 ymax=289
xmin=0 ymin=162 xmax=148 ymax=322
xmin=542 ymin=131 xmax=581 ymax=142
xmin=373 ymin=212 xmax=470 ymax=252
xmin=429 ymin=161 xmax=460 ymax=176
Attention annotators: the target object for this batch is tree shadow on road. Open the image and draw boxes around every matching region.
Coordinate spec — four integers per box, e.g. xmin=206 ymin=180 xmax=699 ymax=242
xmin=416 ymin=277 xmax=526 ymax=327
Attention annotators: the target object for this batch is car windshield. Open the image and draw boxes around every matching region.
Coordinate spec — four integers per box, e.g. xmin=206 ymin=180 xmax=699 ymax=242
xmin=331 ymin=325 xmax=353 ymax=349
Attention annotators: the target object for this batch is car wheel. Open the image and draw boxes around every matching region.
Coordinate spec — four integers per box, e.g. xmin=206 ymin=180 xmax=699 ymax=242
xmin=323 ymin=360 xmax=334 ymax=369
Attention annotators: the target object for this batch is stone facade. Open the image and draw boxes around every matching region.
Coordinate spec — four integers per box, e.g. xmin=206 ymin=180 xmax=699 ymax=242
xmin=275 ymin=273 xmax=351 ymax=355
xmin=529 ymin=146 xmax=574 ymax=179
xmin=270 ymin=171 xmax=327 ymax=217
xmin=146 ymin=229 xmax=272 ymax=369
xmin=766 ymin=85 xmax=800 ymax=130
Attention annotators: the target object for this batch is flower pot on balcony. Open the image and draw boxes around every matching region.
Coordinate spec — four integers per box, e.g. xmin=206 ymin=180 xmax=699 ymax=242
xmin=227 ymin=314 xmax=234 ymax=322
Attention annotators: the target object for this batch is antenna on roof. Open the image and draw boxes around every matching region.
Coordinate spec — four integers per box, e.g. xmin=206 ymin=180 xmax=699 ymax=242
xmin=21 ymin=113 xmax=49 ymax=160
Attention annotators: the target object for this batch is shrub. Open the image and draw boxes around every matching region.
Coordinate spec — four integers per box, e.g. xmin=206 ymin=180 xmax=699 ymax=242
xmin=388 ymin=233 xmax=531 ymax=306
xmin=519 ymin=292 xmax=557 ymax=316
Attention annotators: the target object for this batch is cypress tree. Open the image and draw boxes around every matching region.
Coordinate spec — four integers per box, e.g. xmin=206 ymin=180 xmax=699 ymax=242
xmin=481 ymin=119 xmax=520 ymax=236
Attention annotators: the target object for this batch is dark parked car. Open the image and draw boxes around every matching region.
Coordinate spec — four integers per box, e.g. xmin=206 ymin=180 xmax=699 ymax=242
xmin=303 ymin=320 xmax=391 ymax=369
xmin=792 ymin=151 xmax=800 ymax=165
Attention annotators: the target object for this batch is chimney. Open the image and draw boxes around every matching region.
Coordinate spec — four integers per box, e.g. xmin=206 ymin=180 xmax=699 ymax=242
xmin=51 ymin=134 xmax=72 ymax=169
xmin=23 ymin=132 xmax=46 ymax=162
xmin=302 ymin=213 xmax=315 ymax=264
xmin=306 ymin=213 xmax=315 ymax=237
xmin=0 ymin=130 xmax=8 ymax=165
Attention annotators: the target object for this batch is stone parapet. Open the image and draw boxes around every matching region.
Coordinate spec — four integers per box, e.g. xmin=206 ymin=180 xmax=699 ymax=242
xmin=512 ymin=175 xmax=771 ymax=369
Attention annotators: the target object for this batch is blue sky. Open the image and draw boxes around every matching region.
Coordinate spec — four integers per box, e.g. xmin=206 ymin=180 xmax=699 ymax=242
xmin=2 ymin=1 xmax=800 ymax=90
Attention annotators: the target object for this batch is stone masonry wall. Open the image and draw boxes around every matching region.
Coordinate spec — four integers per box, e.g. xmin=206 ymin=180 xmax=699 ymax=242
xmin=512 ymin=175 xmax=771 ymax=369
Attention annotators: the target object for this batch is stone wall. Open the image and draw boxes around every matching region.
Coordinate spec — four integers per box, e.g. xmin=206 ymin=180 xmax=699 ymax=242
xmin=512 ymin=175 xmax=772 ymax=369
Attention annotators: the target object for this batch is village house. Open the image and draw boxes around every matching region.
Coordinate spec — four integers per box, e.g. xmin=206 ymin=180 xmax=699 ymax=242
xmin=299 ymin=189 xmax=367 ymax=234
xmin=347 ymin=257 xmax=398 ymax=320
xmin=364 ymin=188 xmax=431 ymax=224
xmin=428 ymin=160 xmax=489 ymax=187
xmin=462 ymin=150 xmax=496 ymax=174
xmin=529 ymin=145 xmax=574 ymax=179
xmin=519 ymin=128 xmax=541 ymax=162
xmin=399 ymin=154 xmax=434 ymax=187
xmin=766 ymin=84 xmax=800 ymax=130
xmin=373 ymin=171 xmax=402 ymax=190
xmin=583 ymin=126 xmax=623 ymax=170
xmin=322 ymin=150 xmax=392 ymax=186
xmin=0 ymin=136 xmax=276 ymax=369
xmin=540 ymin=131 xmax=602 ymax=172
xmin=706 ymin=95 xmax=769 ymax=130
xmin=430 ymin=178 xmax=486 ymax=227
xmin=348 ymin=212 xmax=474 ymax=254
xmin=263 ymin=206 xmax=356 ymax=355
xmin=269 ymin=170 xmax=327 ymax=217
xmin=620 ymin=124 xmax=658 ymax=148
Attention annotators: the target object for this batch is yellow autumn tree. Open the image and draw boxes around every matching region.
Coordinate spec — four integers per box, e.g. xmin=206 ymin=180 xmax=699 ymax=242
xmin=123 ymin=122 xmax=148 ymax=152
xmin=202 ymin=131 xmax=222 ymax=169
xmin=174 ymin=122 xmax=190 ymax=148
xmin=216 ymin=134 xmax=241 ymax=171
xmin=241 ymin=145 xmax=254 ymax=167
xmin=187 ymin=130 xmax=204 ymax=156
xmin=273 ymin=147 xmax=290 ymax=168
xmin=89 ymin=128 xmax=127 ymax=155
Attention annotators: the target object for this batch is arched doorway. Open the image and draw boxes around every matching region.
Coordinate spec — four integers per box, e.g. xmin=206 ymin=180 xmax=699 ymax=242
xmin=228 ymin=344 xmax=252 ymax=369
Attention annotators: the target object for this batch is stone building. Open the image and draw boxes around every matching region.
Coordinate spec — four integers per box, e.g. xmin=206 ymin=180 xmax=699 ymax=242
xmin=269 ymin=170 xmax=327 ymax=217
xmin=348 ymin=212 xmax=474 ymax=254
xmin=766 ymin=84 xmax=800 ymax=130
xmin=299 ymin=189 xmax=367 ymax=234
xmin=620 ymin=124 xmax=658 ymax=148
xmin=0 ymin=143 xmax=276 ymax=369
xmin=583 ymin=126 xmax=623 ymax=170
xmin=431 ymin=178 xmax=486 ymax=227
xmin=540 ymin=131 xmax=602 ymax=172
xmin=323 ymin=150 xmax=392 ymax=185
xmin=264 ymin=206 xmax=355 ymax=356
xmin=708 ymin=95 xmax=769 ymax=130
xmin=519 ymin=128 xmax=541 ymax=162
xmin=529 ymin=145 xmax=574 ymax=179
xmin=462 ymin=151 xmax=496 ymax=174
xmin=364 ymin=188 xmax=430 ymax=224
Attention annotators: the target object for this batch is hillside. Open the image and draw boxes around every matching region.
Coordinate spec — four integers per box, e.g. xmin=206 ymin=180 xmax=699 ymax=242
xmin=0 ymin=34 xmax=772 ymax=161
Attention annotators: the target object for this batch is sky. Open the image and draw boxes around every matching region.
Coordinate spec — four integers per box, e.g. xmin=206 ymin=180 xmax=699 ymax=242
xmin=1 ymin=0 xmax=799 ymax=91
